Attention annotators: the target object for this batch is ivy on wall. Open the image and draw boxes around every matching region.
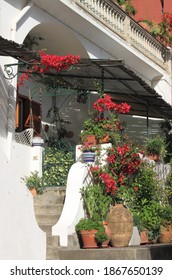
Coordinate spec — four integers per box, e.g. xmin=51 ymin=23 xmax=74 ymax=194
xmin=43 ymin=147 xmax=75 ymax=187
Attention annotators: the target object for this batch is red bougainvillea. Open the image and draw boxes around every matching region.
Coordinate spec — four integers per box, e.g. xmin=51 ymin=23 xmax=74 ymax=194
xmin=18 ymin=50 xmax=80 ymax=87
xmin=90 ymin=142 xmax=143 ymax=199
xmin=93 ymin=94 xmax=131 ymax=114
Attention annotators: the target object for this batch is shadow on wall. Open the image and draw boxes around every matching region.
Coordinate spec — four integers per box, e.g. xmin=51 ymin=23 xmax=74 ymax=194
xmin=120 ymin=115 xmax=163 ymax=145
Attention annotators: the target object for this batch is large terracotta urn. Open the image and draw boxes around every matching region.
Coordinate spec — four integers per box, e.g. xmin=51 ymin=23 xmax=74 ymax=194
xmin=107 ymin=204 xmax=133 ymax=247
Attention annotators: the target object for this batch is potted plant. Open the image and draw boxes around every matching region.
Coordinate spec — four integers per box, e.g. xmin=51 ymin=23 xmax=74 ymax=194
xmin=76 ymin=182 xmax=112 ymax=248
xmin=22 ymin=171 xmax=43 ymax=195
xmin=81 ymin=94 xmax=130 ymax=146
xmin=81 ymin=183 xmax=112 ymax=221
xmin=132 ymin=213 xmax=148 ymax=244
xmin=137 ymin=202 xmax=161 ymax=244
xmin=80 ymin=143 xmax=97 ymax=163
xmin=138 ymin=19 xmax=152 ymax=32
xmin=81 ymin=118 xmax=97 ymax=145
xmin=75 ymin=216 xmax=109 ymax=248
xmin=145 ymin=135 xmax=167 ymax=161
xmin=158 ymin=205 xmax=172 ymax=243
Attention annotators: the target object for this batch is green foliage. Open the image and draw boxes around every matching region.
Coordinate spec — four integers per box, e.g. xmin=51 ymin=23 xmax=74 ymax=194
xmin=132 ymin=213 xmax=144 ymax=233
xmin=75 ymin=216 xmax=108 ymax=243
xmin=130 ymin=162 xmax=160 ymax=211
xmin=160 ymin=120 xmax=172 ymax=163
xmin=22 ymin=171 xmax=43 ymax=194
xmin=126 ymin=2 xmax=137 ymax=15
xmin=43 ymin=147 xmax=74 ymax=187
xmin=158 ymin=205 xmax=172 ymax=227
xmin=166 ymin=171 xmax=172 ymax=204
xmin=150 ymin=23 xmax=162 ymax=37
xmin=81 ymin=112 xmax=124 ymax=144
xmin=81 ymin=117 xmax=106 ymax=141
xmin=81 ymin=184 xmax=112 ymax=221
xmin=135 ymin=202 xmax=161 ymax=243
xmin=117 ymin=0 xmax=126 ymax=5
xmin=138 ymin=202 xmax=161 ymax=230
xmin=145 ymin=135 xmax=167 ymax=158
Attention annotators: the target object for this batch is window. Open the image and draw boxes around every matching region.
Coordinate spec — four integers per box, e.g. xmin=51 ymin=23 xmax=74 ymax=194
xmin=15 ymin=94 xmax=41 ymax=136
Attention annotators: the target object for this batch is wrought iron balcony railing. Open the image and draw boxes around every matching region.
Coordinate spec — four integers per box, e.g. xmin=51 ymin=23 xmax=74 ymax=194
xmin=74 ymin=0 xmax=170 ymax=70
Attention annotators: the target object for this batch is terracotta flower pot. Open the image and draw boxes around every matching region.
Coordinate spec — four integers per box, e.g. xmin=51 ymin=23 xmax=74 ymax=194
xmin=139 ymin=22 xmax=151 ymax=32
xmin=29 ymin=188 xmax=37 ymax=196
xmin=158 ymin=226 xmax=171 ymax=243
xmin=82 ymin=135 xmax=96 ymax=145
xmin=79 ymin=230 xmax=98 ymax=248
xmin=140 ymin=229 xmax=149 ymax=245
xmin=98 ymin=135 xmax=110 ymax=144
xmin=101 ymin=221 xmax=111 ymax=248
xmin=147 ymin=154 xmax=160 ymax=162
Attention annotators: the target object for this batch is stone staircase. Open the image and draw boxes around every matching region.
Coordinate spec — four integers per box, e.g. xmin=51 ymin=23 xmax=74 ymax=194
xmin=33 ymin=187 xmax=66 ymax=259
xmin=33 ymin=187 xmax=172 ymax=260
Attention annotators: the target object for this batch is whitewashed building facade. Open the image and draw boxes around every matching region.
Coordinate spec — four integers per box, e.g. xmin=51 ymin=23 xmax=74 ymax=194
xmin=0 ymin=0 xmax=172 ymax=259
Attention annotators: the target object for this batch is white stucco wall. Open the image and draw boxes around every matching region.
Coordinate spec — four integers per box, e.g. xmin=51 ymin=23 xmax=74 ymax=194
xmin=0 ymin=0 xmax=171 ymax=259
xmin=0 ymin=148 xmax=46 ymax=260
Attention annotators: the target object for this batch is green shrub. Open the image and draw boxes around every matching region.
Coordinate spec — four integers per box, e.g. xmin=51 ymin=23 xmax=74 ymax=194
xmin=81 ymin=184 xmax=112 ymax=220
xmin=130 ymin=162 xmax=160 ymax=211
xmin=75 ymin=217 xmax=108 ymax=243
xmin=43 ymin=147 xmax=74 ymax=187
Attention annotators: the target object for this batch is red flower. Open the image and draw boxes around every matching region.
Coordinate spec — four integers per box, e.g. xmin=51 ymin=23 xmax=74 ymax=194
xmin=18 ymin=51 xmax=80 ymax=87
xmin=107 ymin=154 xmax=115 ymax=163
xmin=93 ymin=95 xmax=131 ymax=114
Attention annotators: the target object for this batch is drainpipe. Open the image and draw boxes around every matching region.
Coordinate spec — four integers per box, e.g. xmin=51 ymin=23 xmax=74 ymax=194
xmin=6 ymin=2 xmax=34 ymax=160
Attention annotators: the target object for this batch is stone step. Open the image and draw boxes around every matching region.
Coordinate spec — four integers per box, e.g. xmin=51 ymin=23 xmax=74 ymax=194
xmin=35 ymin=214 xmax=61 ymax=225
xmin=38 ymin=224 xmax=52 ymax=234
xmin=58 ymin=243 xmax=172 ymax=260
xmin=34 ymin=204 xmax=63 ymax=215
xmin=34 ymin=187 xmax=66 ymax=204
xmin=68 ymin=234 xmax=80 ymax=249
xmin=46 ymin=235 xmax=61 ymax=260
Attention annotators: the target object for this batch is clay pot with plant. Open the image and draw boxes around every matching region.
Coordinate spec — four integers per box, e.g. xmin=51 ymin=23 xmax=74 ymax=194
xmin=158 ymin=205 xmax=172 ymax=243
xmin=81 ymin=94 xmax=131 ymax=146
xmin=22 ymin=171 xmax=43 ymax=195
xmin=145 ymin=135 xmax=167 ymax=161
xmin=75 ymin=216 xmax=109 ymax=248
xmin=137 ymin=202 xmax=161 ymax=244
xmin=77 ymin=183 xmax=112 ymax=248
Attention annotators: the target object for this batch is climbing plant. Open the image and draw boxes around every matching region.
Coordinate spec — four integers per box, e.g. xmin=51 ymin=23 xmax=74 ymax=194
xmin=43 ymin=146 xmax=74 ymax=187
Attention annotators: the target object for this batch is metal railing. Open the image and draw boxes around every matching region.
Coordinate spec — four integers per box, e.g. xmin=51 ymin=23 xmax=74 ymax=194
xmin=74 ymin=0 xmax=170 ymax=70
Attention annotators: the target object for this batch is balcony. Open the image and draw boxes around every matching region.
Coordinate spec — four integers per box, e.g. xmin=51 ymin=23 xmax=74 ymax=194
xmin=74 ymin=0 xmax=170 ymax=70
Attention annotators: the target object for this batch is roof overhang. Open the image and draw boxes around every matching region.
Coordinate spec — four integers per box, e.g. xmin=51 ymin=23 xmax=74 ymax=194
xmin=0 ymin=36 xmax=37 ymax=61
xmin=55 ymin=58 xmax=172 ymax=119
xmin=1 ymin=36 xmax=172 ymax=119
